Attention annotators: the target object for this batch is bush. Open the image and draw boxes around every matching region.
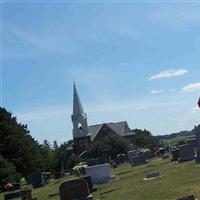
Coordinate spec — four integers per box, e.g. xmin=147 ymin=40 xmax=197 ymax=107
xmin=0 ymin=156 xmax=21 ymax=191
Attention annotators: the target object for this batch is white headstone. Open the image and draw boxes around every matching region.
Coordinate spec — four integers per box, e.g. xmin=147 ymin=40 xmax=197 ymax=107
xmin=85 ymin=163 xmax=113 ymax=184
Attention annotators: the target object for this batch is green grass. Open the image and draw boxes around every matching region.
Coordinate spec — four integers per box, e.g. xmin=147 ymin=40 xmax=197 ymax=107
xmin=1 ymin=158 xmax=200 ymax=200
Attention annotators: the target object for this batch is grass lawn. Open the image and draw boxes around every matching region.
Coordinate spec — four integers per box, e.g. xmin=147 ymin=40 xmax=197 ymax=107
xmin=1 ymin=158 xmax=200 ymax=200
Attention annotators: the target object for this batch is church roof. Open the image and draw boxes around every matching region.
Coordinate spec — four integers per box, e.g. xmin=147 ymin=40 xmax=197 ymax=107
xmin=88 ymin=121 xmax=136 ymax=141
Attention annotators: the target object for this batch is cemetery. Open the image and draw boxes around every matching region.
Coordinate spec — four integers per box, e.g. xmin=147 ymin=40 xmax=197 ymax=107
xmin=2 ymin=1 xmax=200 ymax=199
xmin=1 ymin=157 xmax=200 ymax=200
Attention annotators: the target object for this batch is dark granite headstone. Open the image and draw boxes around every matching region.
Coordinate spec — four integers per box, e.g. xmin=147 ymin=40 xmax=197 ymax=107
xmin=195 ymin=147 xmax=200 ymax=163
xmin=176 ymin=195 xmax=195 ymax=200
xmin=116 ymin=154 xmax=127 ymax=164
xmin=131 ymin=156 xmax=147 ymax=166
xmin=171 ymin=149 xmax=180 ymax=161
xmin=187 ymin=138 xmax=197 ymax=148
xmin=21 ymin=189 xmax=32 ymax=200
xmin=31 ymin=172 xmax=44 ymax=188
xmin=145 ymin=172 xmax=160 ymax=179
xmin=4 ymin=191 xmax=21 ymax=200
xmin=159 ymin=148 xmax=165 ymax=155
xmin=82 ymin=176 xmax=97 ymax=193
xmin=4 ymin=189 xmax=33 ymax=200
xmin=59 ymin=179 xmax=93 ymax=200
xmin=179 ymin=144 xmax=195 ymax=162
xmin=196 ymin=137 xmax=200 ymax=148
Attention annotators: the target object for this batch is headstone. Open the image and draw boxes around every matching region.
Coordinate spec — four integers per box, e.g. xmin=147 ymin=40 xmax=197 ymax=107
xmin=196 ymin=138 xmax=200 ymax=148
xmin=110 ymin=160 xmax=118 ymax=168
xmin=159 ymin=148 xmax=165 ymax=155
xmin=127 ymin=150 xmax=137 ymax=163
xmin=59 ymin=179 xmax=93 ymax=200
xmin=187 ymin=138 xmax=197 ymax=148
xmin=82 ymin=176 xmax=97 ymax=193
xmin=131 ymin=155 xmax=147 ymax=166
xmin=87 ymin=159 xmax=98 ymax=166
xmin=195 ymin=147 xmax=200 ymax=163
xmin=171 ymin=149 xmax=180 ymax=161
xmin=116 ymin=153 xmax=127 ymax=164
xmin=179 ymin=144 xmax=195 ymax=162
xmin=4 ymin=189 xmax=33 ymax=200
xmin=31 ymin=172 xmax=44 ymax=188
xmin=21 ymin=189 xmax=32 ymax=200
xmin=176 ymin=195 xmax=195 ymax=200
xmin=145 ymin=172 xmax=160 ymax=179
xmin=85 ymin=163 xmax=113 ymax=184
xmin=143 ymin=149 xmax=154 ymax=159
xmin=4 ymin=192 xmax=21 ymax=200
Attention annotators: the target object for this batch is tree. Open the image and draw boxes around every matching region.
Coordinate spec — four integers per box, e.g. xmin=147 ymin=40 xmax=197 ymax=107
xmin=53 ymin=140 xmax=59 ymax=151
xmin=86 ymin=135 xmax=129 ymax=159
xmin=132 ymin=129 xmax=159 ymax=147
xmin=0 ymin=156 xmax=20 ymax=189
xmin=0 ymin=107 xmax=43 ymax=179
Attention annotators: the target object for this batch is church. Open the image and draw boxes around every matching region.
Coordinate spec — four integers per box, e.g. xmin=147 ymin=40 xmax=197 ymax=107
xmin=71 ymin=83 xmax=136 ymax=155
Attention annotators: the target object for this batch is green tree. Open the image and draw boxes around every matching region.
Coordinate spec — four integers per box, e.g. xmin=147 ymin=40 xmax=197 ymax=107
xmin=132 ymin=129 xmax=159 ymax=147
xmin=86 ymin=135 xmax=129 ymax=159
xmin=53 ymin=140 xmax=59 ymax=151
xmin=0 ymin=156 xmax=20 ymax=187
xmin=0 ymin=107 xmax=43 ymax=179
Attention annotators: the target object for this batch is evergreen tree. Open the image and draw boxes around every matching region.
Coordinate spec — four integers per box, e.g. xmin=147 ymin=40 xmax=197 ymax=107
xmin=0 ymin=107 xmax=43 ymax=179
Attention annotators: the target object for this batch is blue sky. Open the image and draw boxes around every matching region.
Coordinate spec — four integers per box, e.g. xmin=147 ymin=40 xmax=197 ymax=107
xmin=1 ymin=1 xmax=200 ymax=144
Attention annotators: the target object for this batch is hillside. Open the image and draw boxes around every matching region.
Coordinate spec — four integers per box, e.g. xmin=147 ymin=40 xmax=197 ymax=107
xmin=155 ymin=124 xmax=200 ymax=141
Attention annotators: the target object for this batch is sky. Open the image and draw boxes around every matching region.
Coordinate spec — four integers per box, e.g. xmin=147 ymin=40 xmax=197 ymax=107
xmin=1 ymin=1 xmax=200 ymax=144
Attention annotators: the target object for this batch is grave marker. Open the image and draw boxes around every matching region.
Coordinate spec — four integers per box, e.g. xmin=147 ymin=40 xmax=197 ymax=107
xmin=85 ymin=163 xmax=113 ymax=184
xmin=131 ymin=155 xmax=147 ymax=166
xmin=179 ymin=144 xmax=195 ymax=162
xmin=59 ymin=179 xmax=93 ymax=200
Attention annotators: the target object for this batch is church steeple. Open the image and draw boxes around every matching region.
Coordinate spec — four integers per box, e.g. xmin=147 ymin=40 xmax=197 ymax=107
xmin=71 ymin=82 xmax=88 ymax=139
xmin=73 ymin=82 xmax=85 ymax=117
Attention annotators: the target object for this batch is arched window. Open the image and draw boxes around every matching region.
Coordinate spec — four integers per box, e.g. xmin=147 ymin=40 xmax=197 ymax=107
xmin=78 ymin=123 xmax=83 ymax=129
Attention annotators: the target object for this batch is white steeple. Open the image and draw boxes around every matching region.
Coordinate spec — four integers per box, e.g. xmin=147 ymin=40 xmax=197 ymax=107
xmin=71 ymin=82 xmax=89 ymax=139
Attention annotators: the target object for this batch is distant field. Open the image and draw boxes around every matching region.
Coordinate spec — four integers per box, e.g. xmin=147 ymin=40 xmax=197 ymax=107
xmin=1 ymin=158 xmax=200 ymax=200
xmin=161 ymin=135 xmax=194 ymax=147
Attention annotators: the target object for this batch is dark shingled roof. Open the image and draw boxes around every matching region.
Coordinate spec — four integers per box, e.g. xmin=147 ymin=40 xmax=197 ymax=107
xmin=88 ymin=121 xmax=136 ymax=141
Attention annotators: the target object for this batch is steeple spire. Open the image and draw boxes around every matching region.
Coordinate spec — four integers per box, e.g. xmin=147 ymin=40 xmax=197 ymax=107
xmin=73 ymin=82 xmax=84 ymax=116
xmin=71 ymin=82 xmax=88 ymax=139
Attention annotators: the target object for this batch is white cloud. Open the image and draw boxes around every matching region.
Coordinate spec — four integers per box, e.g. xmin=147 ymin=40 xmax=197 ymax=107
xmin=150 ymin=90 xmax=163 ymax=95
xmin=149 ymin=69 xmax=188 ymax=80
xmin=182 ymin=82 xmax=200 ymax=92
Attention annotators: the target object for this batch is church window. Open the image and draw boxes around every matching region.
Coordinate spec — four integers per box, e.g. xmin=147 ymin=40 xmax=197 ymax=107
xmin=78 ymin=123 xmax=83 ymax=129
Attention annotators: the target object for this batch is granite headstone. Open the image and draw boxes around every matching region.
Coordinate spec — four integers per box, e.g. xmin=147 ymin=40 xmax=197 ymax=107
xmin=59 ymin=179 xmax=93 ymax=200
xmin=85 ymin=163 xmax=113 ymax=184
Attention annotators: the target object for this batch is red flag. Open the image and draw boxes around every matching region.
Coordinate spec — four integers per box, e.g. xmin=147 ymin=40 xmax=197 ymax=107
xmin=198 ymin=97 xmax=200 ymax=108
